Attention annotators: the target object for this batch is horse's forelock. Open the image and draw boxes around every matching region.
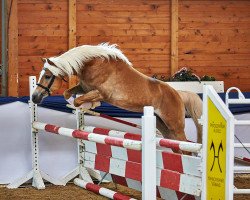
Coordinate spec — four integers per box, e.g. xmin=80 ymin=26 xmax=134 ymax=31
xmin=43 ymin=60 xmax=66 ymax=77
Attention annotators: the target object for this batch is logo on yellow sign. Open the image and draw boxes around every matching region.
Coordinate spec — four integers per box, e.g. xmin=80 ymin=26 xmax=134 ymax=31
xmin=210 ymin=140 xmax=223 ymax=173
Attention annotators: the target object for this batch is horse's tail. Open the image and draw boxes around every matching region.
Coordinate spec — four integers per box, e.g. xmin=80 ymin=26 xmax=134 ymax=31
xmin=177 ymin=91 xmax=203 ymax=143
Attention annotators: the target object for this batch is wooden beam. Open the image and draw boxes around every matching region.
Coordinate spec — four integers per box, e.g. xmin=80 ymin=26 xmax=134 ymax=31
xmin=8 ymin=0 xmax=19 ymax=96
xmin=170 ymin=0 xmax=179 ymax=76
xmin=68 ymin=0 xmax=77 ymax=88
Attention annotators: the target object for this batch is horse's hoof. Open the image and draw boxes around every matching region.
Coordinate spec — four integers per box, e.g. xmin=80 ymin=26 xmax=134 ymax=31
xmin=73 ymin=101 xmax=81 ymax=108
xmin=91 ymin=101 xmax=101 ymax=109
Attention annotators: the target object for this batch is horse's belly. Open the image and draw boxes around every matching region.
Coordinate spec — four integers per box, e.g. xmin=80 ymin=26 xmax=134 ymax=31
xmin=106 ymin=95 xmax=153 ymax=113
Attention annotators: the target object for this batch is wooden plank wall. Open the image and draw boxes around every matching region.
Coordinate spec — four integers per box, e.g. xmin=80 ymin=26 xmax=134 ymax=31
xmin=76 ymin=0 xmax=170 ymax=76
xmin=8 ymin=0 xmax=250 ymax=96
xmin=16 ymin=0 xmax=170 ymax=96
xmin=0 ymin=2 xmax=2 ymax=94
xmin=18 ymin=0 xmax=69 ymax=96
xmin=179 ymin=0 xmax=250 ymax=90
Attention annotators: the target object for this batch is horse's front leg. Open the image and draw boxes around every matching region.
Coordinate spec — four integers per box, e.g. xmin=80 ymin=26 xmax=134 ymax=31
xmin=63 ymin=84 xmax=83 ymax=99
xmin=74 ymin=90 xmax=104 ymax=108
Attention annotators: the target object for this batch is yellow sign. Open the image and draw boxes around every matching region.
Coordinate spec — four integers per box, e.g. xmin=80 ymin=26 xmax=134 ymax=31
xmin=207 ymin=98 xmax=227 ymax=200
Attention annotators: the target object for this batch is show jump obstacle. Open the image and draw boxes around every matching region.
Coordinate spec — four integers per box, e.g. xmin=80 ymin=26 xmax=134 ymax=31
xmin=7 ymin=76 xmax=250 ymax=200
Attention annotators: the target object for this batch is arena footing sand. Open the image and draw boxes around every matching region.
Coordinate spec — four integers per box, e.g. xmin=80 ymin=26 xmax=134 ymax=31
xmin=0 ymin=175 xmax=249 ymax=200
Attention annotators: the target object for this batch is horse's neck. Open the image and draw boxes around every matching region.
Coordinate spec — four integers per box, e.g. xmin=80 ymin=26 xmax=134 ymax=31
xmin=79 ymin=58 xmax=131 ymax=87
xmin=79 ymin=59 xmax=112 ymax=85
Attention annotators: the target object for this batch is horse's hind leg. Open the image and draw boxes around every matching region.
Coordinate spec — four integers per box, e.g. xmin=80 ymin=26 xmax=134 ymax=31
xmin=155 ymin=89 xmax=189 ymax=153
xmin=156 ymin=115 xmax=175 ymax=139
xmin=156 ymin=116 xmax=187 ymax=154
xmin=155 ymin=97 xmax=187 ymax=140
xmin=158 ymin=112 xmax=187 ymax=142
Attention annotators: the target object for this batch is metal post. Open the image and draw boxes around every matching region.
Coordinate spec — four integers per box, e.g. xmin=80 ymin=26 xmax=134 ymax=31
xmin=1 ymin=0 xmax=8 ymax=96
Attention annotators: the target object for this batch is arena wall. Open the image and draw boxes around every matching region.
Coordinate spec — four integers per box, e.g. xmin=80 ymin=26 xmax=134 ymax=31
xmin=0 ymin=2 xmax=2 ymax=94
xmin=5 ymin=0 xmax=250 ymax=96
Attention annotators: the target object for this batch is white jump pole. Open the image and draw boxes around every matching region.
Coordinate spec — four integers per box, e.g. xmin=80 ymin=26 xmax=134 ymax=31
xmin=142 ymin=106 xmax=156 ymax=200
xmin=29 ymin=76 xmax=45 ymax=189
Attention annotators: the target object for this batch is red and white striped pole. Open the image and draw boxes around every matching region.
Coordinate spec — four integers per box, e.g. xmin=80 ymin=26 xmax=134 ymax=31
xmin=32 ymin=122 xmax=142 ymax=151
xmin=83 ymin=126 xmax=202 ymax=153
xmin=74 ymin=178 xmax=136 ymax=200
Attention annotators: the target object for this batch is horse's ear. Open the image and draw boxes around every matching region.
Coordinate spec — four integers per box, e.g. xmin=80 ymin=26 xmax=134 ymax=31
xmin=47 ymin=58 xmax=56 ymax=66
xmin=41 ymin=58 xmax=47 ymax=63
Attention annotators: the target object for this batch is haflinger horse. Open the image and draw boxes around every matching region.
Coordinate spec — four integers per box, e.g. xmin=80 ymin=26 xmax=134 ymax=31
xmin=32 ymin=43 xmax=203 ymax=153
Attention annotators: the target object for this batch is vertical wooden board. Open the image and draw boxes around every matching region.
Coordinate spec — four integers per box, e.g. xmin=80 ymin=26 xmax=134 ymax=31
xmin=68 ymin=0 xmax=78 ymax=89
xmin=170 ymin=0 xmax=178 ymax=76
xmin=8 ymin=0 xmax=19 ymax=96
xmin=68 ymin=0 xmax=76 ymax=49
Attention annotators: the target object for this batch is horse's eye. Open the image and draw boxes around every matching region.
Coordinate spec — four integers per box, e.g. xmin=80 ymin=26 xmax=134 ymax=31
xmin=45 ymin=75 xmax=51 ymax=79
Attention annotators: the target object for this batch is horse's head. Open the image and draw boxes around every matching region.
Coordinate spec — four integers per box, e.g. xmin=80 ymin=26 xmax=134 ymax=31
xmin=32 ymin=58 xmax=65 ymax=104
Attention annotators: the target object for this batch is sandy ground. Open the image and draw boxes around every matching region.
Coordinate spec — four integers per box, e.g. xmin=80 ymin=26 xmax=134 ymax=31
xmin=0 ymin=175 xmax=249 ymax=200
xmin=0 ymin=182 xmax=141 ymax=200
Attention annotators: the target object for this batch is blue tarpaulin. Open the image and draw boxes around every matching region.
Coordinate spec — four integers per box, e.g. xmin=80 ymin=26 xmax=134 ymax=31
xmin=0 ymin=92 xmax=250 ymax=118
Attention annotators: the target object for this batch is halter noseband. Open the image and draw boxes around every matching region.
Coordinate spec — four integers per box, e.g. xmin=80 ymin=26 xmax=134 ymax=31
xmin=36 ymin=74 xmax=56 ymax=96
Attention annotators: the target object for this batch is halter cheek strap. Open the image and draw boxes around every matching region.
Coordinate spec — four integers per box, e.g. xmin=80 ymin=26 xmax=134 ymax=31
xmin=36 ymin=74 xmax=56 ymax=96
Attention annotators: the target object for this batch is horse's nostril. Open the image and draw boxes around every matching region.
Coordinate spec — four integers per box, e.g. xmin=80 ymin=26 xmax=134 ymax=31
xmin=32 ymin=94 xmax=37 ymax=103
xmin=32 ymin=95 xmax=36 ymax=102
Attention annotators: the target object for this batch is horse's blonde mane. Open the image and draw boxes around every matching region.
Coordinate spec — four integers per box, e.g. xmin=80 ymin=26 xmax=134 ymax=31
xmin=45 ymin=43 xmax=132 ymax=76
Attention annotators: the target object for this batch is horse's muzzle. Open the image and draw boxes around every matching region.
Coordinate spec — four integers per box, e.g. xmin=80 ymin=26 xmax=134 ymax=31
xmin=32 ymin=92 xmax=44 ymax=104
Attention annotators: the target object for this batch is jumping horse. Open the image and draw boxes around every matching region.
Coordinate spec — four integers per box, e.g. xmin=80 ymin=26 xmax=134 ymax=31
xmin=32 ymin=43 xmax=203 ymax=150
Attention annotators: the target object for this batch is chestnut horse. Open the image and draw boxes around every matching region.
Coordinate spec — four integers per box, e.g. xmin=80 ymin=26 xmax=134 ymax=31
xmin=32 ymin=43 xmax=202 ymax=146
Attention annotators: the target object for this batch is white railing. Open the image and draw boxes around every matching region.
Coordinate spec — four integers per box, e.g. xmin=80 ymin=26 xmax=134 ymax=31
xmin=226 ymin=87 xmax=250 ymax=106
xmin=225 ymin=86 xmax=250 ymax=195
